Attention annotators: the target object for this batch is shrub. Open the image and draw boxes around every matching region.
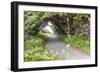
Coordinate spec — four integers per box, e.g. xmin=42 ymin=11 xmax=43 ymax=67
xmin=24 ymin=35 xmax=61 ymax=61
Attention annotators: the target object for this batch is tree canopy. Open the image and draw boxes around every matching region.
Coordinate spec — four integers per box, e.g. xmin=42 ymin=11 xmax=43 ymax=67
xmin=24 ymin=11 xmax=90 ymax=38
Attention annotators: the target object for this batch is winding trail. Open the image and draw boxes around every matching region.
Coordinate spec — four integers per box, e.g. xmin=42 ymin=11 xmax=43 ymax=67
xmin=46 ymin=34 xmax=90 ymax=60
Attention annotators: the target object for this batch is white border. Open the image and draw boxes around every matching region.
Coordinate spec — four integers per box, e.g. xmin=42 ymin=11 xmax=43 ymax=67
xmin=18 ymin=5 xmax=95 ymax=68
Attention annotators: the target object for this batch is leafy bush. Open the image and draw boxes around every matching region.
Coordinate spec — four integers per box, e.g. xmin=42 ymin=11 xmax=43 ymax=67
xmin=24 ymin=36 xmax=60 ymax=61
xmin=24 ymin=48 xmax=59 ymax=61
xmin=25 ymin=37 xmax=44 ymax=48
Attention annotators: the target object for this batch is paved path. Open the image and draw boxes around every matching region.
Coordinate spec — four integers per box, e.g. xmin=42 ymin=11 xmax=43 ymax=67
xmin=46 ymin=34 xmax=90 ymax=60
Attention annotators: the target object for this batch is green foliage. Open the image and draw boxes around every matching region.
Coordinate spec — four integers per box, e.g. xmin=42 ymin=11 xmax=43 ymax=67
xmin=24 ymin=11 xmax=90 ymax=61
xmin=24 ymin=34 xmax=61 ymax=61
xmin=59 ymin=35 xmax=90 ymax=54
xmin=24 ymin=11 xmax=90 ymax=38
xmin=24 ymin=47 xmax=59 ymax=61
xmin=25 ymin=37 xmax=45 ymax=50
xmin=38 ymin=32 xmax=48 ymax=41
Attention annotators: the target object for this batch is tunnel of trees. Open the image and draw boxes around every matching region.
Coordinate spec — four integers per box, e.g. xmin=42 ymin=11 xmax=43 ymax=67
xmin=24 ymin=11 xmax=90 ymax=38
xmin=24 ymin=11 xmax=90 ymax=61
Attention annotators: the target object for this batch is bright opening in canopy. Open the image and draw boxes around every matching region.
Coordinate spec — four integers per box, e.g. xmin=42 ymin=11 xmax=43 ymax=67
xmin=42 ymin=21 xmax=54 ymax=34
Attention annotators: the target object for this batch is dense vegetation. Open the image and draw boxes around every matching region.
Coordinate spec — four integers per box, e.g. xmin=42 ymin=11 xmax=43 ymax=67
xmin=24 ymin=11 xmax=90 ymax=61
xmin=24 ymin=11 xmax=90 ymax=38
xmin=59 ymin=35 xmax=90 ymax=54
xmin=24 ymin=32 xmax=62 ymax=61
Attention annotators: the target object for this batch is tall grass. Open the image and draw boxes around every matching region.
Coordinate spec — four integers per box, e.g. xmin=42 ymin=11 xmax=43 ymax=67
xmin=59 ymin=35 xmax=90 ymax=54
